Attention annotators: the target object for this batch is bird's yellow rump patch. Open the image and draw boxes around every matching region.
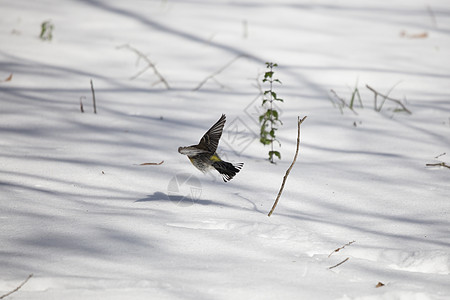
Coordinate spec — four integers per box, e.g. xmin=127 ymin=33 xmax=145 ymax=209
xmin=209 ymin=154 xmax=221 ymax=162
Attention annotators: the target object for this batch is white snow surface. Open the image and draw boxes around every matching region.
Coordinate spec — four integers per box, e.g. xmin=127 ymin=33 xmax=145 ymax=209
xmin=1 ymin=0 xmax=450 ymax=299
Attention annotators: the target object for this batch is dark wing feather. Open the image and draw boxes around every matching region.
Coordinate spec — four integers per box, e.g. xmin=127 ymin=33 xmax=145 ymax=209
xmin=198 ymin=114 xmax=226 ymax=153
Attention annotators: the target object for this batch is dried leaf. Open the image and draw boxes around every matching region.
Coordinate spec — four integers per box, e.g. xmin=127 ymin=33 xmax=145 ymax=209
xmin=3 ymin=73 xmax=13 ymax=82
xmin=400 ymin=30 xmax=428 ymax=39
xmin=411 ymin=32 xmax=428 ymax=39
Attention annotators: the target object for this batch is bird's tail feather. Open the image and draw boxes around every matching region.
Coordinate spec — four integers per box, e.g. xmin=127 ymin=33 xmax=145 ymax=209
xmin=212 ymin=161 xmax=243 ymax=182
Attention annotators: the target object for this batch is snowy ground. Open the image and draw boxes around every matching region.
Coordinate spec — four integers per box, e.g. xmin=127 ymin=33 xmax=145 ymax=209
xmin=1 ymin=0 xmax=450 ymax=299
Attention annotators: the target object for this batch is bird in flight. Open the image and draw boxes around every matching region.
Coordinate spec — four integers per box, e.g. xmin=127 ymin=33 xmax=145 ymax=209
xmin=178 ymin=114 xmax=243 ymax=182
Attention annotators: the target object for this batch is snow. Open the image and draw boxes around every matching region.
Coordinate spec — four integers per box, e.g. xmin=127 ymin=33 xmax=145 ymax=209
xmin=1 ymin=0 xmax=449 ymax=299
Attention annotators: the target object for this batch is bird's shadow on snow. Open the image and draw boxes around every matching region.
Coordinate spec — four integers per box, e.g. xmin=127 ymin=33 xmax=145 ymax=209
xmin=135 ymin=191 xmax=264 ymax=213
xmin=135 ymin=191 xmax=214 ymax=206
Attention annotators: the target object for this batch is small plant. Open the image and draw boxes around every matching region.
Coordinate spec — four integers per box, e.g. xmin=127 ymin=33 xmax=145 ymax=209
xmin=366 ymin=84 xmax=411 ymax=114
xmin=330 ymin=81 xmax=411 ymax=115
xmin=259 ymin=62 xmax=283 ymax=163
xmin=349 ymin=79 xmax=363 ymax=110
xmin=329 ymin=79 xmax=362 ymax=115
xmin=39 ymin=20 xmax=54 ymax=41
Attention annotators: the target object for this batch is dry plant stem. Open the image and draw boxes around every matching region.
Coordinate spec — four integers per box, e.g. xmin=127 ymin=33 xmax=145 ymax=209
xmin=268 ymin=116 xmax=307 ymax=217
xmin=140 ymin=160 xmax=164 ymax=166
xmin=426 ymin=162 xmax=450 ymax=169
xmin=366 ymin=84 xmax=412 ymax=114
xmin=328 ymin=240 xmax=356 ymax=257
xmin=117 ymin=44 xmax=170 ymax=89
xmin=193 ymin=55 xmax=244 ymax=91
xmin=90 ymin=79 xmax=97 ymax=114
xmin=79 ymin=96 xmax=85 ymax=113
xmin=328 ymin=257 xmax=349 ymax=270
xmin=0 ymin=274 xmax=33 ymax=299
xmin=435 ymin=152 xmax=446 ymax=159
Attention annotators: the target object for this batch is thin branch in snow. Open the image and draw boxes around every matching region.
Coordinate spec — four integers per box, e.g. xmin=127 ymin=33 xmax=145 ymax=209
xmin=117 ymin=44 xmax=170 ymax=89
xmin=426 ymin=162 xmax=450 ymax=169
xmin=328 ymin=240 xmax=356 ymax=257
xmin=90 ymin=79 xmax=97 ymax=114
xmin=79 ymin=96 xmax=85 ymax=113
xmin=0 ymin=274 xmax=33 ymax=299
xmin=328 ymin=257 xmax=349 ymax=270
xmin=268 ymin=116 xmax=307 ymax=217
xmin=193 ymin=55 xmax=245 ymax=91
xmin=366 ymin=84 xmax=411 ymax=114
xmin=434 ymin=152 xmax=446 ymax=159
xmin=140 ymin=160 xmax=164 ymax=166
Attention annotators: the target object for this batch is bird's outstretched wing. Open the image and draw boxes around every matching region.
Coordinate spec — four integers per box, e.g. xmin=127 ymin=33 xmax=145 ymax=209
xmin=198 ymin=114 xmax=226 ymax=153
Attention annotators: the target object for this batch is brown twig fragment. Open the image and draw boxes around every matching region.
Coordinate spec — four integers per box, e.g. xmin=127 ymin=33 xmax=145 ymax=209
xmin=328 ymin=257 xmax=349 ymax=270
xmin=140 ymin=160 xmax=164 ymax=166
xmin=268 ymin=116 xmax=307 ymax=217
xmin=90 ymin=79 xmax=97 ymax=114
xmin=366 ymin=84 xmax=412 ymax=114
xmin=328 ymin=240 xmax=356 ymax=257
xmin=2 ymin=73 xmax=13 ymax=82
xmin=0 ymin=274 xmax=33 ymax=299
xmin=400 ymin=30 xmax=428 ymax=39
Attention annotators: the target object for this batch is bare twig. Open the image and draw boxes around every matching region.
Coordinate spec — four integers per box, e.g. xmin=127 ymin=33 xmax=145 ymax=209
xmin=90 ymin=79 xmax=97 ymax=114
xmin=79 ymin=96 xmax=85 ymax=113
xmin=140 ymin=160 xmax=164 ymax=166
xmin=117 ymin=44 xmax=170 ymax=89
xmin=426 ymin=162 xmax=450 ymax=169
xmin=328 ymin=257 xmax=349 ymax=270
xmin=328 ymin=240 xmax=356 ymax=257
xmin=193 ymin=55 xmax=244 ymax=91
xmin=435 ymin=152 xmax=446 ymax=159
xmin=268 ymin=116 xmax=307 ymax=217
xmin=366 ymin=84 xmax=412 ymax=114
xmin=0 ymin=274 xmax=33 ymax=299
